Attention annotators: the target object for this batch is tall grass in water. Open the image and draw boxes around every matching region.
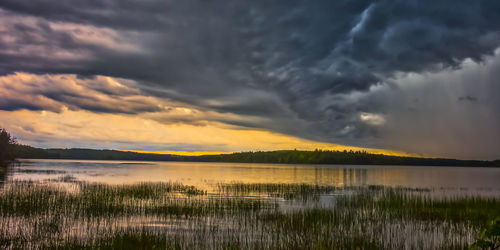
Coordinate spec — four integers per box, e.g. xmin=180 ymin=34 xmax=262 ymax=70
xmin=0 ymin=180 xmax=498 ymax=249
xmin=0 ymin=181 xmax=273 ymax=218
xmin=336 ymin=186 xmax=500 ymax=226
xmin=216 ymin=182 xmax=341 ymax=201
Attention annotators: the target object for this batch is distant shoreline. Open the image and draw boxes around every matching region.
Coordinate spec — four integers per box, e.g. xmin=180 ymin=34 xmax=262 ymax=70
xmin=13 ymin=145 xmax=500 ymax=167
xmin=13 ymin=158 xmax=500 ymax=169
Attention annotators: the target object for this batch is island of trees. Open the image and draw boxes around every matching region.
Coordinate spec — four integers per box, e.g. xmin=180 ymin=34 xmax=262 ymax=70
xmin=1 ymin=128 xmax=499 ymax=167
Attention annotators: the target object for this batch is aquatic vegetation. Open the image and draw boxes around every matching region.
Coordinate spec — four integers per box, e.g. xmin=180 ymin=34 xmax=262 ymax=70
xmin=216 ymin=182 xmax=341 ymax=201
xmin=471 ymin=217 xmax=500 ymax=250
xmin=0 ymin=181 xmax=273 ymax=218
xmin=336 ymin=187 xmax=500 ymax=226
xmin=0 ymin=181 xmax=498 ymax=249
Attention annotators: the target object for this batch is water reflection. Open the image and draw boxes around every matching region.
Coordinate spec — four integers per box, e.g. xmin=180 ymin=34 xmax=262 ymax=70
xmin=9 ymin=159 xmax=500 ymax=197
xmin=0 ymin=162 xmax=11 ymax=187
xmin=1 ymin=159 xmax=499 ymax=249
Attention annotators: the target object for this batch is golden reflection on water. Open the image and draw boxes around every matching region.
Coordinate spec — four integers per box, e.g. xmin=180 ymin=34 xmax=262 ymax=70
xmin=9 ymin=159 xmax=500 ymax=195
xmin=1 ymin=160 xmax=500 ymax=249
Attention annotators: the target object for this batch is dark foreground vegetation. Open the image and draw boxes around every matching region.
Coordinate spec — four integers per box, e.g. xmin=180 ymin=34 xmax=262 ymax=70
xmin=0 ymin=180 xmax=498 ymax=249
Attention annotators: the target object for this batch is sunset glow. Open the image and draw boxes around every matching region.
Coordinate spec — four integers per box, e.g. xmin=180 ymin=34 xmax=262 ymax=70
xmin=0 ymin=1 xmax=499 ymax=159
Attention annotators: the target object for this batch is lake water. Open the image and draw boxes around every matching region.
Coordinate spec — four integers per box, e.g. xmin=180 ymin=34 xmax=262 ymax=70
xmin=1 ymin=159 xmax=499 ymax=249
xmin=6 ymin=159 xmax=500 ymax=196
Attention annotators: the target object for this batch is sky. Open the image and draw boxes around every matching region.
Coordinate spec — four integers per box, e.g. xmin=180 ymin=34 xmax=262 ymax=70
xmin=0 ymin=0 xmax=499 ymax=160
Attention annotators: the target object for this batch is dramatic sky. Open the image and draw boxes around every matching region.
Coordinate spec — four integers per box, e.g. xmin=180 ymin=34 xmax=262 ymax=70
xmin=1 ymin=0 xmax=499 ymax=159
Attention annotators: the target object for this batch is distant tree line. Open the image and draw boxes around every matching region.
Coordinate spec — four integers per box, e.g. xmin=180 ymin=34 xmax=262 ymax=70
xmin=9 ymin=146 xmax=500 ymax=167
xmin=13 ymin=146 xmax=183 ymax=161
xmin=211 ymin=149 xmax=494 ymax=167
xmin=494 ymin=160 xmax=500 ymax=167
xmin=2 ymin=128 xmax=499 ymax=167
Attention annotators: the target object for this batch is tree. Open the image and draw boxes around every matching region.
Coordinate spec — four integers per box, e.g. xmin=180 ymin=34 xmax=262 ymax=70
xmin=0 ymin=128 xmax=16 ymax=162
xmin=493 ymin=160 xmax=500 ymax=167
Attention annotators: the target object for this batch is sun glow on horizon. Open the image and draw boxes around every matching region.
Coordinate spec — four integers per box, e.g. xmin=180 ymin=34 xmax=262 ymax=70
xmin=1 ymin=108 xmax=417 ymax=158
xmin=129 ymin=147 xmax=416 ymax=158
xmin=129 ymin=150 xmax=234 ymax=156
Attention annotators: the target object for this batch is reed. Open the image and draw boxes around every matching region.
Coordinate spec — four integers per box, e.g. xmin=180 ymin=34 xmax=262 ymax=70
xmin=0 ymin=180 xmax=498 ymax=249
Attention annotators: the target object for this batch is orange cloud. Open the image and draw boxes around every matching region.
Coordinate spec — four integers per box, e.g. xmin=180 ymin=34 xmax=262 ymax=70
xmin=0 ymin=73 xmax=413 ymax=156
xmin=0 ymin=108 xmax=411 ymax=156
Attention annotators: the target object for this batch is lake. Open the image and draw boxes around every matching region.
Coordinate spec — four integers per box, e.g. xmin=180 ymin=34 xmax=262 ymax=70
xmin=6 ymin=159 xmax=500 ymax=195
xmin=0 ymin=159 xmax=499 ymax=249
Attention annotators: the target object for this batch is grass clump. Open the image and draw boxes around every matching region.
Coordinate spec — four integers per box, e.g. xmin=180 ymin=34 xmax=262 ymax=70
xmin=216 ymin=182 xmax=340 ymax=201
xmin=42 ymin=231 xmax=179 ymax=250
xmin=0 ymin=181 xmax=499 ymax=249
xmin=336 ymin=187 xmax=500 ymax=226
xmin=0 ymin=181 xmax=277 ymax=219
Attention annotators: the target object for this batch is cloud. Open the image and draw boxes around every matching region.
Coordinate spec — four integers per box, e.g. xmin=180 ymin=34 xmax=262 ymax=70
xmin=0 ymin=73 xmax=164 ymax=114
xmin=0 ymin=0 xmax=500 ymax=158
xmin=360 ymin=113 xmax=386 ymax=126
xmin=458 ymin=96 xmax=478 ymax=102
xmin=0 ymin=73 xmax=289 ymax=131
xmin=0 ymin=109 xmax=407 ymax=156
xmin=348 ymin=54 xmax=500 ymax=160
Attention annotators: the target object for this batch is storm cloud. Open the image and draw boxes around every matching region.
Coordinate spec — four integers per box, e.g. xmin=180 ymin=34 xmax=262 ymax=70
xmin=0 ymin=73 xmax=164 ymax=114
xmin=1 ymin=0 xmax=499 ymax=159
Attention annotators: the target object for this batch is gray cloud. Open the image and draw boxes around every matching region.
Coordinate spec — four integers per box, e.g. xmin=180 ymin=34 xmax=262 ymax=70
xmin=0 ymin=74 xmax=164 ymax=114
xmin=348 ymin=55 xmax=500 ymax=160
xmin=1 ymin=0 xmax=500 ymax=158
xmin=458 ymin=96 xmax=478 ymax=102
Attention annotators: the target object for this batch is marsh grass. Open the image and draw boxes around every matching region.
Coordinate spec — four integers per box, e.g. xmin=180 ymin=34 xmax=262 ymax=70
xmin=0 ymin=180 xmax=498 ymax=249
xmin=216 ymin=182 xmax=341 ymax=201
xmin=337 ymin=187 xmax=500 ymax=226
xmin=0 ymin=181 xmax=272 ymax=219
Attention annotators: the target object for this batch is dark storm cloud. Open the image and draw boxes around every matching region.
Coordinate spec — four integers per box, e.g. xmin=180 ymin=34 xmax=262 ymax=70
xmin=1 ymin=0 xmax=500 ymax=158
xmin=345 ymin=55 xmax=500 ymax=160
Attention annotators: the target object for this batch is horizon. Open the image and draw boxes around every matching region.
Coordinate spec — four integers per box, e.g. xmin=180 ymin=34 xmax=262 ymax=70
xmin=2 ymin=2 xmax=500 ymax=248
xmin=1 ymin=1 xmax=500 ymax=160
xmin=17 ymin=143 xmax=496 ymax=161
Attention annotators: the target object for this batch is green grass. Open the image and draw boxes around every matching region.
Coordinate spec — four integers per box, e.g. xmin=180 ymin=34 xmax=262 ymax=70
xmin=42 ymin=231 xmax=178 ymax=250
xmin=37 ymin=229 xmax=385 ymax=250
xmin=216 ymin=182 xmax=341 ymax=200
xmin=0 ymin=181 xmax=274 ymax=218
xmin=0 ymin=181 xmax=498 ymax=249
xmin=336 ymin=187 xmax=500 ymax=226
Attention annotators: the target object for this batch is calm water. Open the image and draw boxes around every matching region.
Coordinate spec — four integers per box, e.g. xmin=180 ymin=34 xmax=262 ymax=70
xmin=6 ymin=159 xmax=500 ymax=196
xmin=1 ymin=159 xmax=499 ymax=249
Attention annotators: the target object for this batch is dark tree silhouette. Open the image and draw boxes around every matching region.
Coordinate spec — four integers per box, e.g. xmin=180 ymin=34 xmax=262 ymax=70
xmin=0 ymin=128 xmax=16 ymax=163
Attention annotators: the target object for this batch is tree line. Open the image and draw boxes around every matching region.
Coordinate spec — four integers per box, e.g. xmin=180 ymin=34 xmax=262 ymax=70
xmin=213 ymin=149 xmax=496 ymax=167
xmin=1 ymin=128 xmax=499 ymax=167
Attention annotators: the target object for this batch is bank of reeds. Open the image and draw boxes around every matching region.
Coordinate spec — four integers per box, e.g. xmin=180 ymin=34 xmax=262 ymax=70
xmin=0 ymin=181 xmax=498 ymax=249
